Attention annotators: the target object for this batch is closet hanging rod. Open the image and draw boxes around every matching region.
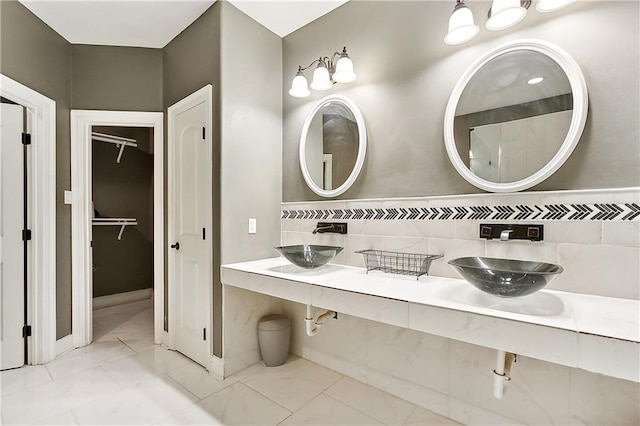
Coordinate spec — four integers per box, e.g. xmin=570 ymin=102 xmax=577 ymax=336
xmin=92 ymin=218 xmax=137 ymax=240
xmin=92 ymin=218 xmax=137 ymax=223
xmin=91 ymin=131 xmax=137 ymax=146
xmin=91 ymin=131 xmax=138 ymax=163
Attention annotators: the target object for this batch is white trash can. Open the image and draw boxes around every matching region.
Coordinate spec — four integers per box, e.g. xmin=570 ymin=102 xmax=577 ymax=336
xmin=257 ymin=314 xmax=291 ymax=367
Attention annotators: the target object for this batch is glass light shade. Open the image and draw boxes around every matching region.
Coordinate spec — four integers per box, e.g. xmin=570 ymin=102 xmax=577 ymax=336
xmin=333 ymin=56 xmax=357 ymax=83
xmin=310 ymin=65 xmax=332 ymax=91
xmin=288 ymin=74 xmax=310 ymax=98
xmin=486 ymin=0 xmax=527 ymax=31
xmin=536 ymin=0 xmax=575 ymax=12
xmin=444 ymin=4 xmax=480 ymax=45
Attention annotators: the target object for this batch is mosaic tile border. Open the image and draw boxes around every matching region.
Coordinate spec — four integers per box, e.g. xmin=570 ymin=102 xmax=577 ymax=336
xmin=282 ymin=203 xmax=640 ymax=221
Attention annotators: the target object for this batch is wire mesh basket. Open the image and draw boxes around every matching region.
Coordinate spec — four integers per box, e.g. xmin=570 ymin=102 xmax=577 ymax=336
xmin=355 ymin=249 xmax=443 ymax=280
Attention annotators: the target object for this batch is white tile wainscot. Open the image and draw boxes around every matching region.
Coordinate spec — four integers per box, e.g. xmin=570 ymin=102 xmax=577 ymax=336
xmin=220 ymin=257 xmax=640 ymax=383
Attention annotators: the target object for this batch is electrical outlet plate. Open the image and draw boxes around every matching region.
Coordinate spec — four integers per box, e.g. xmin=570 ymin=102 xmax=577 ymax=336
xmin=64 ymin=190 xmax=72 ymax=204
xmin=248 ymin=218 xmax=257 ymax=234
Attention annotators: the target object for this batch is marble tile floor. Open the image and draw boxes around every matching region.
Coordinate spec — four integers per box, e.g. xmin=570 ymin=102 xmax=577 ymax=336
xmin=1 ymin=299 xmax=460 ymax=425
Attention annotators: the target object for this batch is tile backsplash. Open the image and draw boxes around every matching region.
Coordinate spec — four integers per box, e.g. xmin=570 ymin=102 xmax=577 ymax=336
xmin=282 ymin=188 xmax=640 ymax=300
xmin=282 ymin=201 xmax=640 ymax=222
xmin=277 ymin=188 xmax=639 ymax=424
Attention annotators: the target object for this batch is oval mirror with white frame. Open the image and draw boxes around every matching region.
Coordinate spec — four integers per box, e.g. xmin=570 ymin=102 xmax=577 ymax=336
xmin=444 ymin=39 xmax=588 ymax=192
xmin=300 ymin=94 xmax=367 ymax=197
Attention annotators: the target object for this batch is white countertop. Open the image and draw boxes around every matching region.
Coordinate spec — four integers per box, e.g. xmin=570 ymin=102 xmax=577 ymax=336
xmin=222 ymin=257 xmax=639 ymax=382
xmin=222 ymin=257 xmax=639 ymax=343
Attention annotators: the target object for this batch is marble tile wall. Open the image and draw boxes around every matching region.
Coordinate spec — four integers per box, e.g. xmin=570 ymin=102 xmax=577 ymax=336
xmin=222 ymin=286 xmax=283 ymax=376
xmin=279 ymin=188 xmax=640 ymax=424
xmin=282 ymin=188 xmax=640 ymax=300
xmin=281 ymin=302 xmax=640 ymax=425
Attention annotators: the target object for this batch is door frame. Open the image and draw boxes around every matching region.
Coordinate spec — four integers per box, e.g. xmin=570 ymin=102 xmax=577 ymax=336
xmin=70 ymin=110 xmax=165 ymax=347
xmin=0 ymin=74 xmax=57 ymax=365
xmin=167 ymin=85 xmax=213 ymax=366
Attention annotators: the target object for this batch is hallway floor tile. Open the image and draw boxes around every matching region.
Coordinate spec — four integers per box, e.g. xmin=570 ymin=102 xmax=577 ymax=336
xmin=1 ymin=299 xmax=460 ymax=425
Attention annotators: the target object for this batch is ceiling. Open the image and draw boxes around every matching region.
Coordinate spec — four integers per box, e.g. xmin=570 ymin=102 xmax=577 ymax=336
xmin=18 ymin=0 xmax=349 ymax=49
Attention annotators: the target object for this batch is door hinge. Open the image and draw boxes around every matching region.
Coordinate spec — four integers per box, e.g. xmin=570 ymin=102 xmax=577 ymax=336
xmin=202 ymin=127 xmax=206 ymax=140
xmin=203 ymin=328 xmax=206 ymax=341
xmin=22 ymin=229 xmax=32 ymax=241
xmin=202 ymin=228 xmax=206 ymax=240
xmin=23 ymin=325 xmax=32 ymax=337
xmin=22 ymin=133 xmax=31 ymax=145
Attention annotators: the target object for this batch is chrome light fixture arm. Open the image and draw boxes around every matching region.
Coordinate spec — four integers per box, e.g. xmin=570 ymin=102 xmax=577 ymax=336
xmin=297 ymin=59 xmax=323 ymax=74
xmin=288 ymin=47 xmax=357 ymax=98
xmin=297 ymin=48 xmax=349 ymax=76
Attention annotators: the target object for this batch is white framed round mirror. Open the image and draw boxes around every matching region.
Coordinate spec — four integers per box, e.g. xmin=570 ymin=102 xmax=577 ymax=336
xmin=444 ymin=39 xmax=588 ymax=192
xmin=299 ymin=94 xmax=367 ymax=197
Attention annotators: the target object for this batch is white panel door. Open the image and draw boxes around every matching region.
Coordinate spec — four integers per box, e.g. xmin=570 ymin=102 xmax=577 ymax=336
xmin=0 ymin=103 xmax=25 ymax=370
xmin=168 ymin=91 xmax=211 ymax=368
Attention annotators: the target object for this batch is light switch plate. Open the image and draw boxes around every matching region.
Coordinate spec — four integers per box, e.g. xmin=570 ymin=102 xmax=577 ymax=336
xmin=248 ymin=218 xmax=257 ymax=234
xmin=64 ymin=190 xmax=72 ymax=204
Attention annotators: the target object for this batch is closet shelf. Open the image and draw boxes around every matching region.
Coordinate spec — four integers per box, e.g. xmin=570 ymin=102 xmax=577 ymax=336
xmin=92 ymin=131 xmax=138 ymax=163
xmin=92 ymin=218 xmax=137 ymax=240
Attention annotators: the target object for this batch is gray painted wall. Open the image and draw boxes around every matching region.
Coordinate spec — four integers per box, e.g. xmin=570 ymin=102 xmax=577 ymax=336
xmin=220 ymin=2 xmax=282 ymax=265
xmin=92 ymin=126 xmax=153 ymax=298
xmin=219 ymin=1 xmax=283 ymax=376
xmin=283 ymin=1 xmax=640 ymax=201
xmin=162 ymin=2 xmax=223 ymax=355
xmin=162 ymin=1 xmax=283 ymax=361
xmin=0 ymin=0 xmax=73 ymax=339
xmin=2 ymin=0 xmax=281 ymax=355
xmin=72 ymin=45 xmax=163 ymax=111
xmin=1 ymin=2 xmax=165 ymax=338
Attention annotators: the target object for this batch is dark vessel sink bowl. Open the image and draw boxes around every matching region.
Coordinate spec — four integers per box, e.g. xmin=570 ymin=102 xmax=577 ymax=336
xmin=275 ymin=245 xmax=343 ymax=269
xmin=448 ymin=257 xmax=563 ymax=298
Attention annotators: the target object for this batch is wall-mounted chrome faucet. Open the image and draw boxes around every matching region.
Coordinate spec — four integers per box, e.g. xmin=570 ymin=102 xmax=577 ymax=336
xmin=500 ymin=229 xmax=514 ymax=241
xmin=312 ymin=222 xmax=348 ymax=235
xmin=312 ymin=225 xmax=333 ymax=234
xmin=480 ymin=224 xmax=544 ymax=242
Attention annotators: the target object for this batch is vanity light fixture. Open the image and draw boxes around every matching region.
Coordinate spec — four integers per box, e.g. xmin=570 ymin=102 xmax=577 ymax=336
xmin=444 ymin=0 xmax=480 ymax=45
xmin=536 ymin=0 xmax=576 ymax=13
xmin=444 ymin=0 xmax=574 ymax=45
xmin=288 ymin=47 xmax=357 ymax=98
xmin=486 ymin=0 xmax=530 ymax=31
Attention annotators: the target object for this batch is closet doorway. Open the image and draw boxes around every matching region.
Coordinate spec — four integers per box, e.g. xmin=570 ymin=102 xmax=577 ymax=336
xmin=91 ymin=127 xmax=153 ymax=310
xmin=71 ymin=111 xmax=164 ymax=349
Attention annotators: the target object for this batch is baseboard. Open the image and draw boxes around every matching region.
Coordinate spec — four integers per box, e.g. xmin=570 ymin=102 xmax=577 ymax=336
xmin=93 ymin=288 xmax=152 ymax=310
xmin=55 ymin=334 xmax=74 ymax=357
xmin=160 ymin=330 xmax=171 ymax=348
xmin=210 ymin=355 xmax=225 ymax=379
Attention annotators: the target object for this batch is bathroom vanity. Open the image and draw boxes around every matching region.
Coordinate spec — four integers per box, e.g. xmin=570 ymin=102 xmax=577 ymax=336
xmin=222 ymin=257 xmax=639 ymax=383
